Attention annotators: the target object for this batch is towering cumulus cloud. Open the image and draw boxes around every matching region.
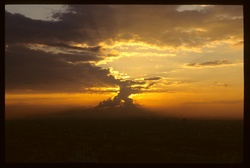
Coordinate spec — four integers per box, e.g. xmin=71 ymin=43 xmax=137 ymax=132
xmin=96 ymin=78 xmax=161 ymax=109
xmin=96 ymin=81 xmax=137 ymax=108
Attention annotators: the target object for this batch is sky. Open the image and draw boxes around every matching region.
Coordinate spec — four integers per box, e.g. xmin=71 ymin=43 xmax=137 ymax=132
xmin=5 ymin=5 xmax=243 ymax=119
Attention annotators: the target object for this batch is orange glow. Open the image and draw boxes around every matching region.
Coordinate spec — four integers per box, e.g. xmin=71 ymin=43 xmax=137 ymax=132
xmin=5 ymin=92 xmax=117 ymax=119
xmin=5 ymin=93 xmax=116 ymax=106
xmin=133 ymin=90 xmax=243 ymax=119
xmin=5 ymin=81 xmax=243 ymax=119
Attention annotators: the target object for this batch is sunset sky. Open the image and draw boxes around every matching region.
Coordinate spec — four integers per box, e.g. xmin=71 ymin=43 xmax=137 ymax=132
xmin=5 ymin=5 xmax=243 ymax=119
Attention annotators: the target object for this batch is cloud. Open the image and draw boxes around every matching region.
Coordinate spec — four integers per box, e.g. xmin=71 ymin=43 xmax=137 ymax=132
xmin=6 ymin=5 xmax=243 ymax=49
xmin=185 ymin=59 xmax=233 ymax=67
xmin=5 ymin=7 xmax=122 ymax=93
xmin=232 ymin=40 xmax=243 ymax=47
xmin=106 ymin=50 xmax=120 ymax=56
xmin=5 ymin=45 xmax=118 ymax=93
xmin=163 ymin=80 xmax=192 ymax=86
xmin=5 ymin=42 xmax=161 ymax=96
xmin=5 ymin=5 xmax=243 ymax=93
xmin=144 ymin=77 xmax=162 ymax=81
xmin=5 ymin=9 xmax=116 ymax=52
xmin=212 ymin=82 xmax=229 ymax=88
xmin=95 ymin=78 xmax=159 ymax=109
xmin=110 ymin=5 xmax=242 ymax=49
xmin=5 ymin=5 xmax=243 ymax=47
xmin=5 ymin=8 xmax=114 ymax=46
xmin=45 ymin=42 xmax=102 ymax=52
xmin=176 ymin=5 xmax=214 ymax=12
xmin=49 ymin=5 xmax=119 ymax=45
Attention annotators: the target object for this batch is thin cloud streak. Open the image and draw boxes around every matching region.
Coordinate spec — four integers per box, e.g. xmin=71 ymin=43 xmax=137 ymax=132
xmin=185 ymin=59 xmax=235 ymax=68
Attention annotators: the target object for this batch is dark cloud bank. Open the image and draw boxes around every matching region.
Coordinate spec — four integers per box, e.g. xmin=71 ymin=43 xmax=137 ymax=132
xmin=5 ymin=44 xmax=117 ymax=93
xmin=5 ymin=8 xmax=119 ymax=93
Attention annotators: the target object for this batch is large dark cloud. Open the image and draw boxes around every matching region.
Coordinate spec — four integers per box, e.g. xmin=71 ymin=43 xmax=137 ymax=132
xmin=5 ymin=5 xmax=118 ymax=46
xmin=5 ymin=5 xmax=243 ymax=48
xmin=52 ymin=5 xmax=118 ymax=45
xmin=5 ymin=45 xmax=117 ymax=93
xmin=5 ymin=11 xmax=80 ymax=45
xmin=5 ymin=7 xmax=120 ymax=93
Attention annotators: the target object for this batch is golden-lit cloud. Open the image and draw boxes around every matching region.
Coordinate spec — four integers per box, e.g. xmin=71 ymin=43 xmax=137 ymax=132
xmin=232 ymin=40 xmax=244 ymax=47
xmin=82 ymin=86 xmax=119 ymax=93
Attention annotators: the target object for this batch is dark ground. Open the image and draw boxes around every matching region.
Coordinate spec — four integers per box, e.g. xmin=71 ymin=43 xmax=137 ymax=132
xmin=5 ymin=106 xmax=243 ymax=163
xmin=5 ymin=114 xmax=243 ymax=163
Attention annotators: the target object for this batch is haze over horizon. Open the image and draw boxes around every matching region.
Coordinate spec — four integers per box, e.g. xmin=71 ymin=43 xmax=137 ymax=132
xmin=5 ymin=5 xmax=243 ymax=119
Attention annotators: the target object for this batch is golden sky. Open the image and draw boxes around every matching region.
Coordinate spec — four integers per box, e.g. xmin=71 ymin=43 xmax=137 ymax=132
xmin=5 ymin=5 xmax=243 ymax=119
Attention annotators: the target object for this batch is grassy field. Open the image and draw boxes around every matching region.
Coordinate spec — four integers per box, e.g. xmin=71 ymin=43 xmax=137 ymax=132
xmin=5 ymin=115 xmax=243 ymax=163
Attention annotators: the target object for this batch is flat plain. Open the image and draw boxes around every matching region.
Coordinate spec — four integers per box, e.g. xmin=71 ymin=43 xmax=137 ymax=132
xmin=5 ymin=110 xmax=243 ymax=163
